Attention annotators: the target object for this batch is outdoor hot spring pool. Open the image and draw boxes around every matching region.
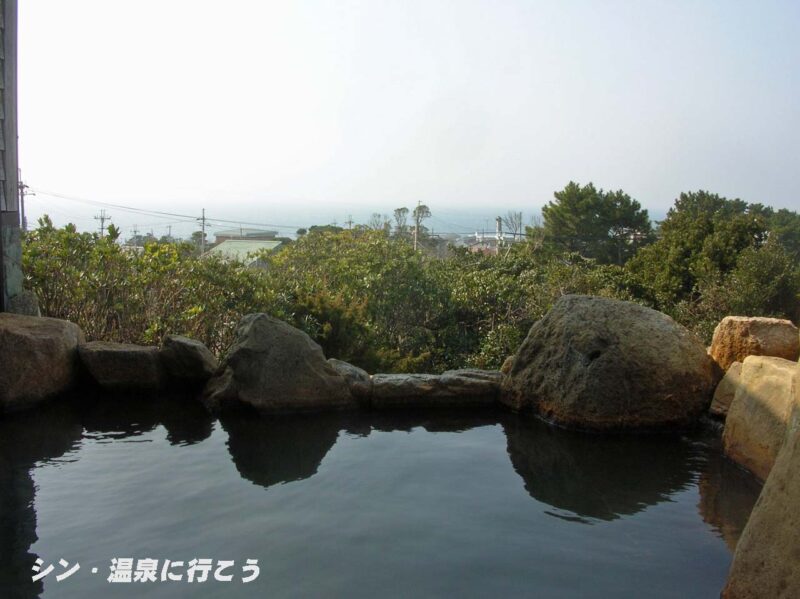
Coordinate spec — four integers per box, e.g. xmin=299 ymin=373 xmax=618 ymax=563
xmin=1 ymin=396 xmax=761 ymax=598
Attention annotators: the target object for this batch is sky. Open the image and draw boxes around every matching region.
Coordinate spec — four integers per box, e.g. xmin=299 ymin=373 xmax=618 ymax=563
xmin=17 ymin=0 xmax=800 ymax=239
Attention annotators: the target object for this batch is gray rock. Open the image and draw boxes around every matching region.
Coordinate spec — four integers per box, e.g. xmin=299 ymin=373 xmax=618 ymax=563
xmin=328 ymin=358 xmax=372 ymax=404
xmin=160 ymin=335 xmax=218 ymax=384
xmin=371 ymin=372 xmax=499 ymax=409
xmin=442 ymin=368 xmax=503 ymax=383
xmin=0 ymin=313 xmax=84 ymax=412
xmin=500 ymin=355 xmax=515 ymax=375
xmin=79 ymin=341 xmax=164 ymax=390
xmin=7 ymin=290 xmax=41 ymax=317
xmin=501 ymin=294 xmax=716 ymax=430
xmin=202 ymin=314 xmax=355 ymax=413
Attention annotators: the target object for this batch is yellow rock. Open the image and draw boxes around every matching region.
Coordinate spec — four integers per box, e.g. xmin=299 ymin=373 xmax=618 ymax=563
xmin=722 ymin=404 xmax=800 ymax=597
xmin=723 ymin=356 xmax=800 ymax=481
xmin=710 ymin=316 xmax=799 ymax=371
xmin=710 ymin=361 xmax=742 ymax=418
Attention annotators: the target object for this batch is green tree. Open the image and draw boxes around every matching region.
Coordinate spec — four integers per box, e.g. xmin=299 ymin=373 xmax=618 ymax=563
xmin=190 ymin=230 xmax=207 ymax=253
xmin=627 ymin=191 xmax=769 ymax=307
xmin=412 ymin=204 xmax=431 ymax=230
xmin=724 ymin=240 xmax=799 ymax=321
xmin=765 ymin=208 xmax=800 ymax=259
xmin=308 ymin=224 xmax=344 ymax=235
xmin=393 ymin=207 xmax=409 ymax=237
xmin=542 ymin=182 xmax=652 ymax=265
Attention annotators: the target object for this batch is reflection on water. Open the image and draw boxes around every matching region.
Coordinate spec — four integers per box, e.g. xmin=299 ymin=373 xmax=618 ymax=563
xmin=0 ymin=398 xmax=761 ymax=598
xmin=697 ymin=435 xmax=762 ymax=551
xmin=503 ymin=417 xmax=696 ymax=522
xmin=221 ymin=412 xmax=345 ymax=487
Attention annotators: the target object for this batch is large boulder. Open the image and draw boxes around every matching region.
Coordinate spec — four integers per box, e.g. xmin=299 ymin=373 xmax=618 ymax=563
xmin=202 ymin=314 xmax=355 ymax=413
xmin=710 ymin=316 xmax=799 ymax=371
xmin=79 ymin=341 xmax=164 ymax=390
xmin=0 ymin=313 xmax=84 ymax=412
xmin=160 ymin=335 xmax=218 ymax=385
xmin=501 ymin=295 xmax=716 ymax=430
xmin=371 ymin=371 xmax=500 ymax=409
xmin=722 ymin=405 xmax=800 ymax=598
xmin=722 ymin=356 xmax=799 ymax=481
xmin=710 ymin=361 xmax=742 ymax=418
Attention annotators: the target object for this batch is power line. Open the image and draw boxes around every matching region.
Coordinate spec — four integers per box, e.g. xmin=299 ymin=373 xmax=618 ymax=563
xmin=29 ymin=186 xmax=634 ymax=244
xmin=30 ymin=188 xmax=304 ymax=230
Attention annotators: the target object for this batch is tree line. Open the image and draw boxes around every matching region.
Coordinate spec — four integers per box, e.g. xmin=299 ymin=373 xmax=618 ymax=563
xmin=22 ymin=183 xmax=800 ymax=373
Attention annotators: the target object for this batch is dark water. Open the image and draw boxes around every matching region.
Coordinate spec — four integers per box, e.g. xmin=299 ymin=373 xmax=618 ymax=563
xmin=1 ymin=396 xmax=762 ymax=598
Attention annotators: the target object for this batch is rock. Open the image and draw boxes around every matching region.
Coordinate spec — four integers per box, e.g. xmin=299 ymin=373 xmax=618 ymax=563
xmin=79 ymin=341 xmax=164 ymax=390
xmin=710 ymin=361 xmax=743 ymax=418
xmin=722 ymin=405 xmax=800 ymax=598
xmin=327 ymin=359 xmax=372 ymax=404
xmin=371 ymin=372 xmax=499 ymax=408
xmin=202 ymin=314 xmax=355 ymax=413
xmin=0 ymin=313 xmax=84 ymax=412
xmin=500 ymin=355 xmax=515 ymax=375
xmin=501 ymin=295 xmax=716 ymax=430
xmin=722 ymin=356 xmax=799 ymax=481
xmin=160 ymin=335 xmax=218 ymax=384
xmin=710 ymin=316 xmax=799 ymax=371
xmin=7 ymin=290 xmax=41 ymax=317
xmin=442 ymin=368 xmax=504 ymax=383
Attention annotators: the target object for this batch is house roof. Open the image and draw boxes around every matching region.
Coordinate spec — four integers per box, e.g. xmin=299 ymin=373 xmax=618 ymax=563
xmin=214 ymin=228 xmax=277 ymax=238
xmin=203 ymin=239 xmax=282 ymax=262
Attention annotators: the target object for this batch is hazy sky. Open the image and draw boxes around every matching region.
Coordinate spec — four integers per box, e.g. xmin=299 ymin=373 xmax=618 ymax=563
xmin=17 ymin=0 xmax=800 ymax=238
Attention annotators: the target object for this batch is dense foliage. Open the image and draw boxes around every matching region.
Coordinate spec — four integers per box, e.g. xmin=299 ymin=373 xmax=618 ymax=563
xmin=22 ymin=186 xmax=800 ymax=373
xmin=542 ymin=182 xmax=653 ymax=265
xmin=23 ymin=217 xmax=280 ymax=353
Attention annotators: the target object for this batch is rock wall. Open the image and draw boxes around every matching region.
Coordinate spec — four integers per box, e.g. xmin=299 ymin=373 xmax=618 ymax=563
xmin=710 ymin=361 xmax=742 ymax=418
xmin=722 ymin=403 xmax=800 ymax=597
xmin=4 ymin=305 xmax=800 ymax=598
xmin=722 ymin=356 xmax=799 ymax=481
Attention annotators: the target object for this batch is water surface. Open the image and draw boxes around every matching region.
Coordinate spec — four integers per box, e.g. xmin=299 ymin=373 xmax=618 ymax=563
xmin=0 ymin=396 xmax=761 ymax=598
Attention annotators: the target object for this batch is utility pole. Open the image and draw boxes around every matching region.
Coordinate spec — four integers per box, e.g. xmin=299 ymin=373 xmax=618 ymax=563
xmin=167 ymin=225 xmax=172 ymax=240
xmin=413 ymin=201 xmax=420 ymax=251
xmin=94 ymin=209 xmax=111 ymax=237
xmin=198 ymin=208 xmax=207 ymax=253
xmin=18 ymin=170 xmax=30 ymax=232
xmin=345 ymin=215 xmax=353 ymax=230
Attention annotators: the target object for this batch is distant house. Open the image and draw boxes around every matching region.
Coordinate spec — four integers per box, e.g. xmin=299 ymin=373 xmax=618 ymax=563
xmin=213 ymin=228 xmax=277 ymax=244
xmin=203 ymin=239 xmax=282 ymax=267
